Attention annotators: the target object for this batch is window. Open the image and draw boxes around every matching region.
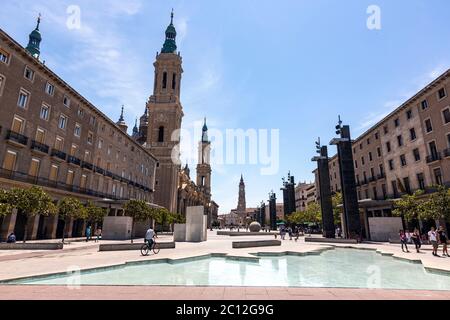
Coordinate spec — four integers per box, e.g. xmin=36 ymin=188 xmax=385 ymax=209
xmin=87 ymin=132 xmax=94 ymax=145
xmin=373 ymin=187 xmax=378 ymax=200
xmin=80 ymin=175 xmax=87 ymax=189
xmin=49 ymin=165 xmax=59 ymax=182
xmin=433 ymin=168 xmax=443 ymax=185
xmin=377 ymin=147 xmax=381 ymax=157
xmin=438 ymin=88 xmax=447 ymax=100
xmin=382 ymin=184 xmax=387 ymax=199
xmin=397 ymin=135 xmax=403 ymax=147
xmin=172 ymin=73 xmax=177 ymax=90
xmin=361 ymin=157 xmax=365 ymax=165
xmin=394 ymin=118 xmax=400 ymax=127
xmin=367 ymin=138 xmax=371 ymax=145
xmin=17 ymin=89 xmax=29 ymax=108
xmin=58 ymin=114 xmax=68 ymax=130
xmin=388 ymin=159 xmax=394 ymax=171
xmin=369 ymin=152 xmax=373 ymax=162
xmin=370 ymin=167 xmax=375 ymax=178
xmin=66 ymin=170 xmax=75 ymax=186
xmin=29 ymin=158 xmax=40 ymax=178
xmin=78 ymin=108 xmax=84 ymax=118
xmin=55 ymin=136 xmax=64 ymax=151
xmin=400 ymin=154 xmax=407 ymax=167
xmin=417 ymin=173 xmax=425 ymax=190
xmin=40 ymin=104 xmax=50 ymax=121
xmin=379 ymin=164 xmax=384 ymax=177
xmin=425 ymin=119 xmax=433 ymax=133
xmin=403 ymin=177 xmax=411 ymax=194
xmin=386 ymin=142 xmax=391 ymax=153
xmin=63 ymin=96 xmax=71 ymax=108
xmin=107 ymin=145 xmax=112 ymax=156
xmin=45 ymin=82 xmax=55 ymax=96
xmin=375 ymin=132 xmax=379 ymax=140
xmin=413 ymin=148 xmax=421 ymax=162
xmin=2 ymin=150 xmax=17 ymax=171
xmin=84 ymin=151 xmax=91 ymax=162
xmin=98 ymin=139 xmax=103 ymax=149
xmin=162 ymin=72 xmax=167 ymax=89
xmin=11 ymin=116 xmax=25 ymax=134
xmin=354 ymin=160 xmax=358 ymax=169
xmin=410 ymin=128 xmax=416 ymax=141
xmin=89 ymin=116 xmax=96 ymax=126
xmin=429 ymin=141 xmax=439 ymax=159
xmin=0 ymin=74 xmax=5 ymax=96
xmin=35 ymin=128 xmax=46 ymax=144
xmin=74 ymin=123 xmax=81 ymax=137
xmin=447 ymin=133 xmax=450 ymax=147
xmin=392 ymin=181 xmax=399 ymax=198
xmin=70 ymin=144 xmax=78 ymax=157
xmin=442 ymin=108 xmax=450 ymax=124
xmin=383 ymin=126 xmax=389 ymax=134
xmin=24 ymin=66 xmax=34 ymax=81
xmin=359 ymin=144 xmax=363 ymax=150
xmin=158 ymin=126 xmax=165 ymax=143
xmin=0 ymin=49 xmax=9 ymax=64
xmin=364 ymin=189 xmax=369 ymax=199
xmin=421 ymin=99 xmax=429 ymax=110
xmin=406 ymin=109 xmax=412 ymax=120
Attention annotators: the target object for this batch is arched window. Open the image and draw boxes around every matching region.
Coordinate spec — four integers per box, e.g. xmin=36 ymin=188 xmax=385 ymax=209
xmin=154 ymin=73 xmax=158 ymax=93
xmin=172 ymin=73 xmax=177 ymax=90
xmin=158 ymin=126 xmax=165 ymax=142
xmin=162 ymin=72 xmax=167 ymax=89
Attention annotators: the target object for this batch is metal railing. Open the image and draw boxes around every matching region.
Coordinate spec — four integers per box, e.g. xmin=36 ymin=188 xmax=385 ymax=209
xmin=67 ymin=156 xmax=82 ymax=166
xmin=31 ymin=140 xmax=49 ymax=154
xmin=50 ymin=149 xmax=67 ymax=161
xmin=6 ymin=130 xmax=28 ymax=146
xmin=426 ymin=152 xmax=442 ymax=163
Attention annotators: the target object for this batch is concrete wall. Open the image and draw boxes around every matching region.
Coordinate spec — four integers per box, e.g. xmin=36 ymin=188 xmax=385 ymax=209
xmin=102 ymin=216 xmax=133 ymax=240
xmin=185 ymin=206 xmax=207 ymax=243
xmin=173 ymin=224 xmax=186 ymax=242
xmin=368 ymin=217 xmax=403 ymax=242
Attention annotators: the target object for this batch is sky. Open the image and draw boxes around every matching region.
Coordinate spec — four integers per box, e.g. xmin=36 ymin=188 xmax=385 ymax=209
xmin=1 ymin=0 xmax=449 ymax=214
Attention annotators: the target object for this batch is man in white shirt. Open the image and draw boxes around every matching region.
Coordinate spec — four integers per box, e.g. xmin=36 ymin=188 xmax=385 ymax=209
xmin=428 ymin=227 xmax=439 ymax=257
xmin=145 ymin=227 xmax=155 ymax=249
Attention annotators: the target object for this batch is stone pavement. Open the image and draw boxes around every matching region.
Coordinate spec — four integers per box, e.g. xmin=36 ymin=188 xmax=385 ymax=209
xmin=0 ymin=231 xmax=449 ymax=300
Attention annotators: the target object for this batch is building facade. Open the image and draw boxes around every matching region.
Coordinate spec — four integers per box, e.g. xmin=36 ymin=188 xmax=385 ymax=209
xmin=295 ymin=182 xmax=314 ymax=212
xmin=0 ymin=21 xmax=157 ymax=241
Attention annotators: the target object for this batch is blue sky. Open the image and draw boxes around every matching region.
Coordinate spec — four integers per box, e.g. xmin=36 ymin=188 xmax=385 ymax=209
xmin=1 ymin=0 xmax=449 ymax=214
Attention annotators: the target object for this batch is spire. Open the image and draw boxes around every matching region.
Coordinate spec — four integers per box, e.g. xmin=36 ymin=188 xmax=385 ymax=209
xmin=202 ymin=117 xmax=209 ymax=143
xmin=116 ymin=105 xmax=128 ymax=133
xmin=119 ymin=105 xmax=125 ymax=122
xmin=26 ymin=14 xmax=42 ymax=59
xmin=161 ymin=9 xmax=177 ymax=54
xmin=132 ymin=118 xmax=139 ymax=137
xmin=240 ymin=174 xmax=244 ymax=183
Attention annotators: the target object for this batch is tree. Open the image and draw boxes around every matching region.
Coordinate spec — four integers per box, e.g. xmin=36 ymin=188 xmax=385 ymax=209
xmin=6 ymin=187 xmax=57 ymax=243
xmin=332 ymin=192 xmax=343 ymax=225
xmin=288 ymin=203 xmax=322 ymax=225
xmin=154 ymin=208 xmax=171 ymax=233
xmin=420 ymin=186 xmax=450 ymax=222
xmin=124 ymin=200 xmax=153 ymax=243
xmin=85 ymin=201 xmax=107 ymax=226
xmin=0 ymin=189 xmax=11 ymax=217
xmin=58 ymin=197 xmax=87 ymax=243
xmin=392 ymin=190 xmax=424 ymax=224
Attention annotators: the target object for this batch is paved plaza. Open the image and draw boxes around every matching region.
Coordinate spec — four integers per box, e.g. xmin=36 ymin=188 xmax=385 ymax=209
xmin=0 ymin=231 xmax=449 ymax=300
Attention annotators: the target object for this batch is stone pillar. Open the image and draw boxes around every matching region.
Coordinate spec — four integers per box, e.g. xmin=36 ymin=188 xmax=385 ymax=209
xmin=316 ymin=146 xmax=335 ymax=238
xmin=27 ymin=215 xmax=41 ymax=240
xmin=44 ymin=215 xmax=59 ymax=239
xmin=269 ymin=192 xmax=277 ymax=231
xmin=0 ymin=209 xmax=17 ymax=241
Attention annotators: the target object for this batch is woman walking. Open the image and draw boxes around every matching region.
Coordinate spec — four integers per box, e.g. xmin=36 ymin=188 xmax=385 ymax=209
xmin=399 ymin=230 xmax=410 ymax=253
xmin=437 ymin=226 xmax=448 ymax=257
xmin=411 ymin=228 xmax=422 ymax=253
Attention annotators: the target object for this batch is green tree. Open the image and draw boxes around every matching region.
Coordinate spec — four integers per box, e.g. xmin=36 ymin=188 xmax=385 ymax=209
xmin=154 ymin=208 xmax=171 ymax=233
xmin=85 ymin=201 xmax=107 ymax=226
xmin=392 ymin=190 xmax=424 ymax=223
xmin=124 ymin=200 xmax=153 ymax=243
xmin=0 ymin=189 xmax=11 ymax=217
xmin=58 ymin=197 xmax=87 ymax=243
xmin=332 ymin=192 xmax=343 ymax=225
xmin=419 ymin=186 xmax=450 ymax=221
xmin=288 ymin=203 xmax=322 ymax=225
xmin=6 ymin=187 xmax=58 ymax=243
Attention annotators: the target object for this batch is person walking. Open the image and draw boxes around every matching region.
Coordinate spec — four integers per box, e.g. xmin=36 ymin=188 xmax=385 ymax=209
xmin=428 ymin=227 xmax=439 ymax=257
xmin=437 ymin=226 xmax=448 ymax=257
xmin=95 ymin=228 xmax=102 ymax=243
xmin=85 ymin=225 xmax=91 ymax=242
xmin=411 ymin=228 xmax=422 ymax=253
xmin=399 ymin=230 xmax=410 ymax=253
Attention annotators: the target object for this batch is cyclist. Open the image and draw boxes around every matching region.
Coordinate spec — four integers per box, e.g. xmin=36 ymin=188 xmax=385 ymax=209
xmin=145 ymin=226 xmax=156 ymax=249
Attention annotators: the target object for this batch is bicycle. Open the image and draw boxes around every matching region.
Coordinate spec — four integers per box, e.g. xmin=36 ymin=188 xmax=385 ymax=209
xmin=140 ymin=239 xmax=160 ymax=256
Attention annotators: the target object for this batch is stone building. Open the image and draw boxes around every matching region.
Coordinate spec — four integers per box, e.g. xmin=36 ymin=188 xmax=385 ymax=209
xmin=313 ymin=69 xmax=450 ymax=237
xmin=295 ymin=182 xmax=314 ymax=212
xmin=0 ymin=19 xmax=157 ymax=241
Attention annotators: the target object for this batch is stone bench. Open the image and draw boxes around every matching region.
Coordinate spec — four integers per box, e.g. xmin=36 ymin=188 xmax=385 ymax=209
xmin=305 ymin=237 xmax=359 ymax=244
xmin=217 ymin=231 xmax=278 ymax=236
xmin=99 ymin=242 xmax=176 ymax=252
xmin=232 ymin=240 xmax=281 ymax=249
xmin=0 ymin=243 xmax=64 ymax=250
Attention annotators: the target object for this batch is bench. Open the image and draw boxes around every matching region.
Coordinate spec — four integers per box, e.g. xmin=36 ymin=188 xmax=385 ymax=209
xmin=0 ymin=243 xmax=64 ymax=250
xmin=305 ymin=237 xmax=359 ymax=244
xmin=99 ymin=242 xmax=176 ymax=252
xmin=232 ymin=240 xmax=281 ymax=249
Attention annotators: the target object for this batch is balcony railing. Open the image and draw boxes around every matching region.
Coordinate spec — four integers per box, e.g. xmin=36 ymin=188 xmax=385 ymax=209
xmin=377 ymin=173 xmax=386 ymax=180
xmin=50 ymin=149 xmax=67 ymax=161
xmin=31 ymin=140 xmax=49 ymax=154
xmin=426 ymin=152 xmax=442 ymax=163
xmin=6 ymin=130 xmax=28 ymax=146
xmin=105 ymin=171 xmax=114 ymax=178
xmin=67 ymin=156 xmax=81 ymax=166
xmin=444 ymin=148 xmax=450 ymax=158
xmin=81 ymin=161 xmax=93 ymax=171
xmin=93 ymin=166 xmax=105 ymax=175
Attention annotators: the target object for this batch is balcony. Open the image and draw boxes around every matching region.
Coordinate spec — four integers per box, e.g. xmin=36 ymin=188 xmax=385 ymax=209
xmin=31 ymin=140 xmax=49 ymax=154
xmin=51 ymin=149 xmax=67 ymax=161
xmin=369 ymin=176 xmax=376 ymax=183
xmin=377 ymin=173 xmax=386 ymax=180
xmin=67 ymin=156 xmax=81 ymax=166
xmin=105 ymin=171 xmax=114 ymax=178
xmin=444 ymin=148 xmax=450 ymax=158
xmin=81 ymin=161 xmax=93 ymax=171
xmin=93 ymin=166 xmax=105 ymax=175
xmin=6 ymin=130 xmax=28 ymax=147
xmin=426 ymin=152 xmax=442 ymax=164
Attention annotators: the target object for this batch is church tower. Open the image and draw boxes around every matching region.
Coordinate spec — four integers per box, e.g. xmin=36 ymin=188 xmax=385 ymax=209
xmin=196 ymin=118 xmax=211 ymax=200
xmin=26 ymin=14 xmax=42 ymax=59
xmin=237 ymin=175 xmax=246 ymax=216
xmin=146 ymin=10 xmax=184 ymax=212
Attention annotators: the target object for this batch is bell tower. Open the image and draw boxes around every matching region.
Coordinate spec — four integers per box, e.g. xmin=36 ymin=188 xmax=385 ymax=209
xmin=196 ymin=118 xmax=212 ymax=200
xmin=147 ymin=10 xmax=184 ymax=212
xmin=26 ymin=14 xmax=42 ymax=59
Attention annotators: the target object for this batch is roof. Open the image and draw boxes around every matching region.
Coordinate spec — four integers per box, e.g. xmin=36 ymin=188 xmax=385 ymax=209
xmin=0 ymin=28 xmax=158 ymax=162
